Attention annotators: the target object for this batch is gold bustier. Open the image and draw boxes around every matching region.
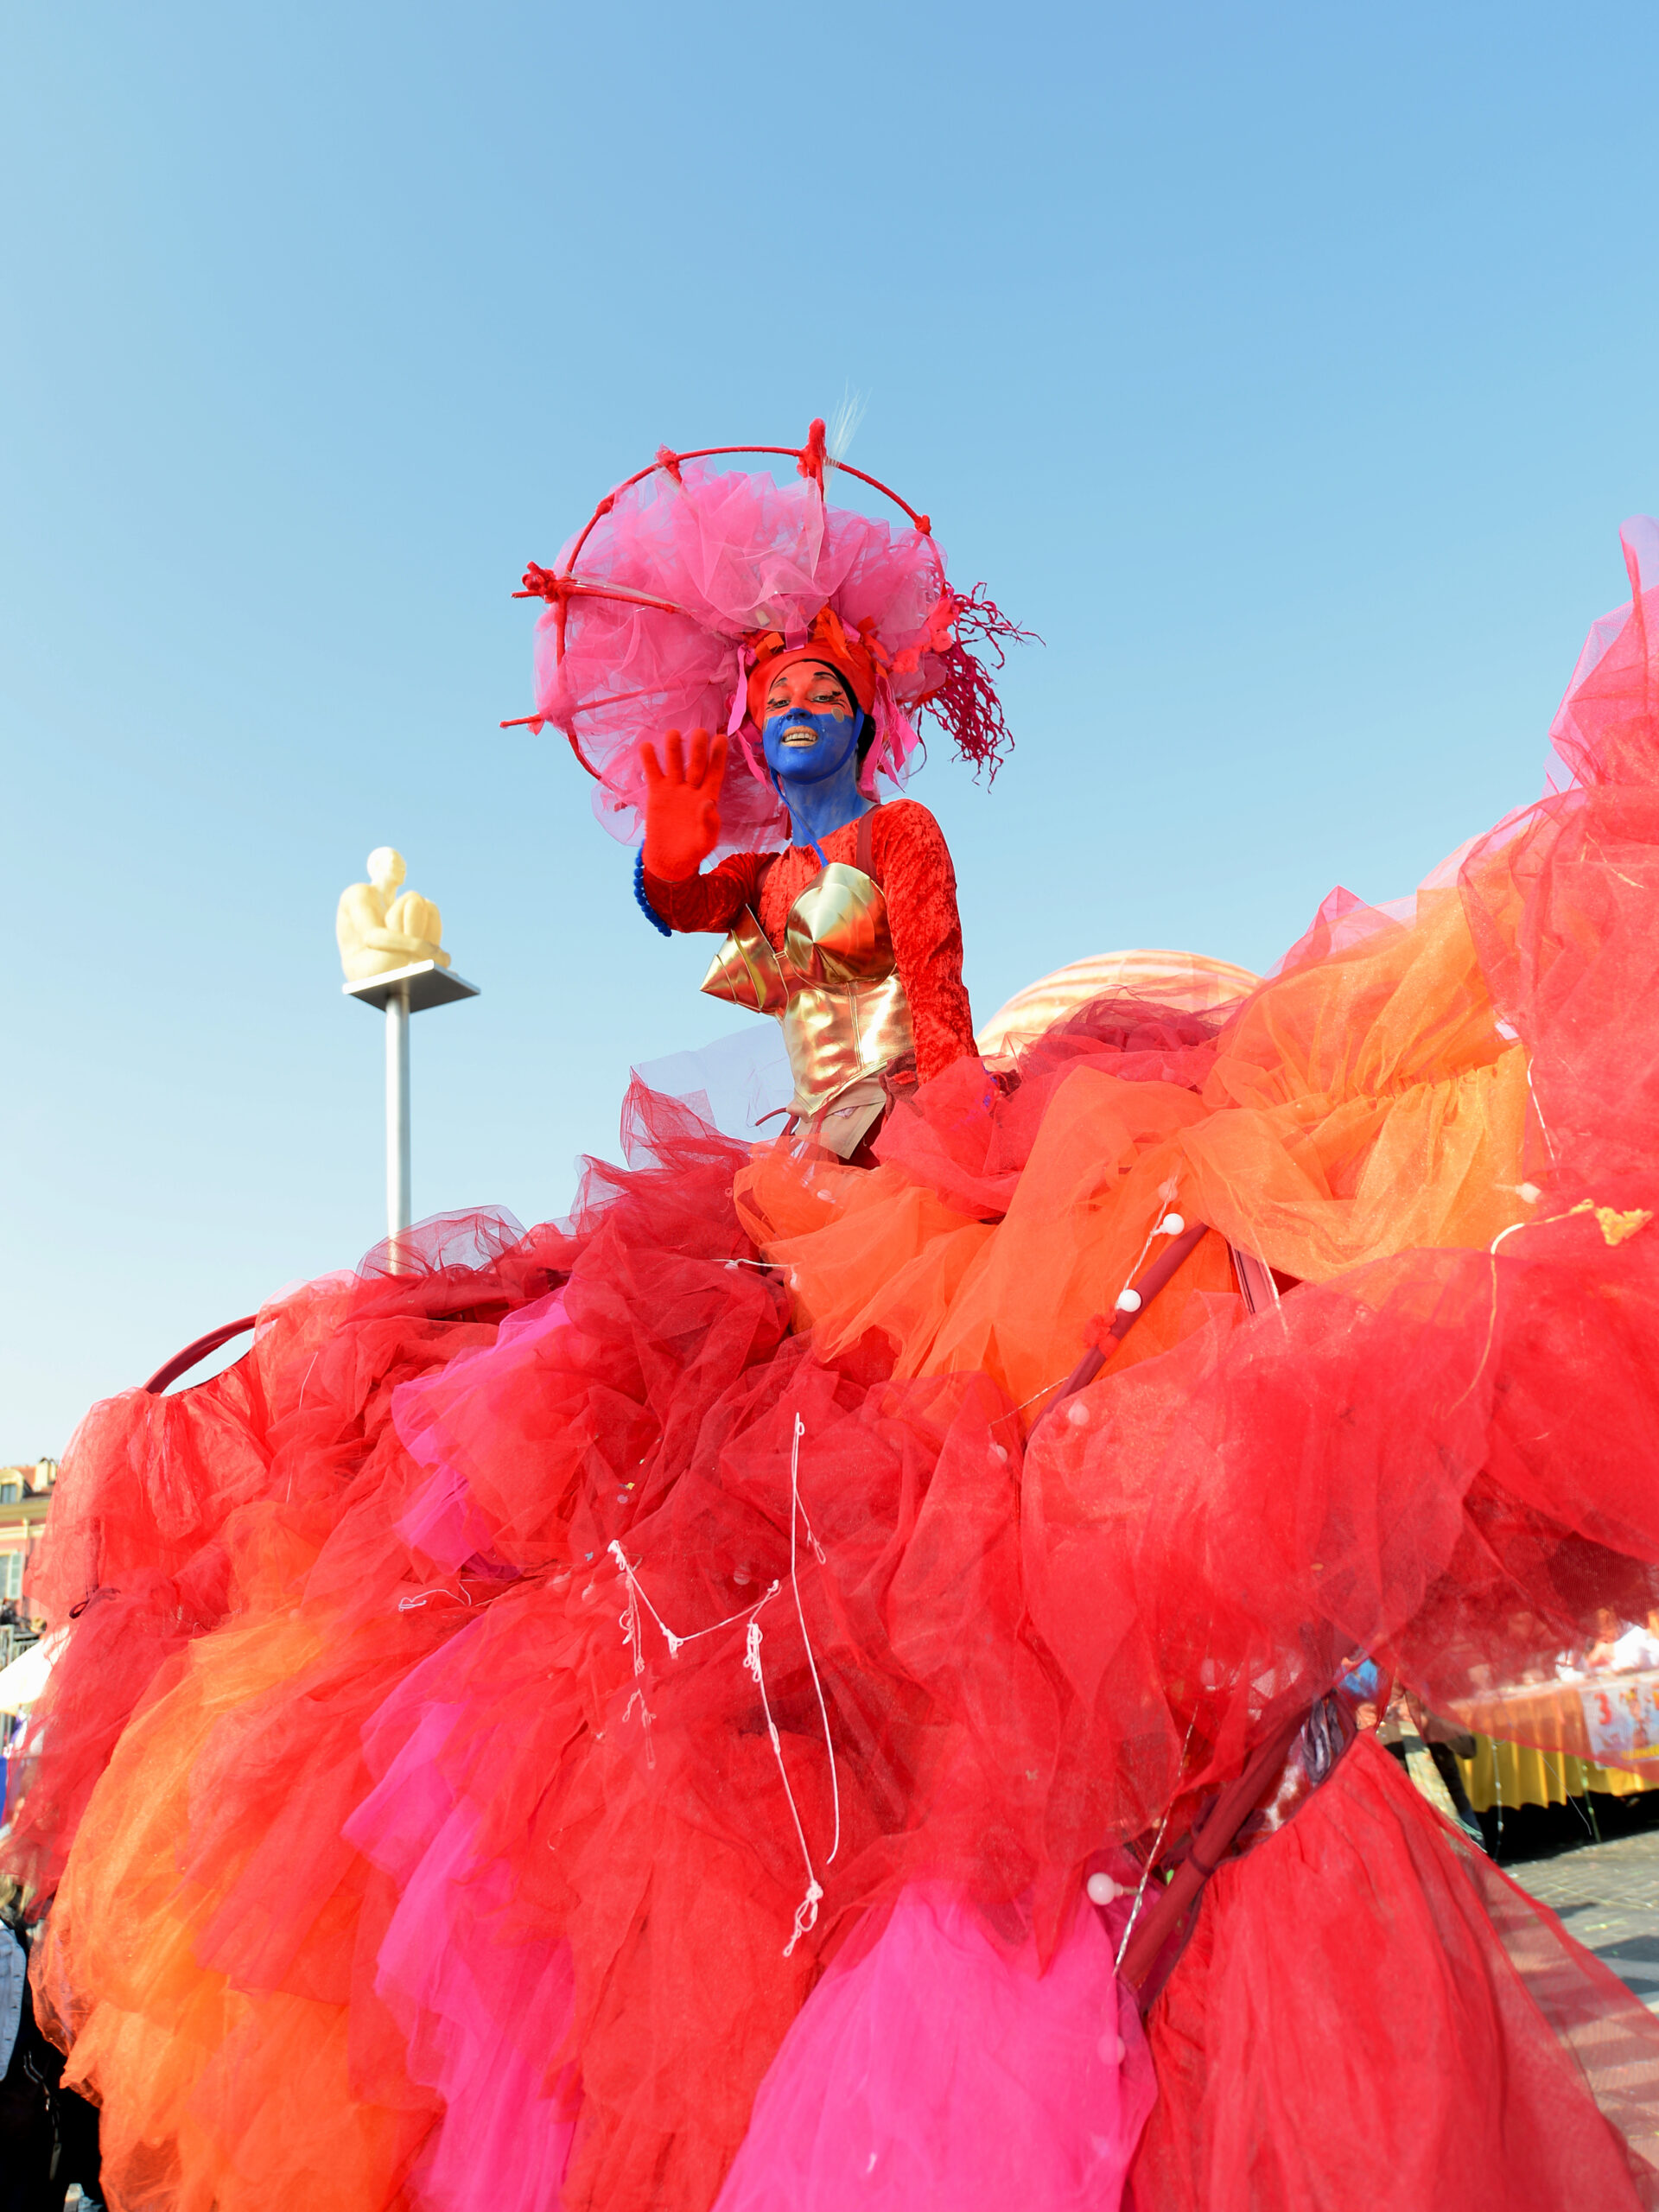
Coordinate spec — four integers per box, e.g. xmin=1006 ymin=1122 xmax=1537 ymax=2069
xmin=700 ymin=858 xmax=917 ymax=1128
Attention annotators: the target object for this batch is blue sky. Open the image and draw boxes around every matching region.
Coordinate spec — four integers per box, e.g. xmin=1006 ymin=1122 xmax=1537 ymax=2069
xmin=5 ymin=2 xmax=1658 ymax=1452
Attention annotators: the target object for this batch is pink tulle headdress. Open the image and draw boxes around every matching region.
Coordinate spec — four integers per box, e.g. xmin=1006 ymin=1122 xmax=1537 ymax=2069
xmin=504 ymin=420 xmax=1030 ymax=855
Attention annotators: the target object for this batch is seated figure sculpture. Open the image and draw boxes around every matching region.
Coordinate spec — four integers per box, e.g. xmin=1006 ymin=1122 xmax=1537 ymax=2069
xmin=335 ymin=847 xmax=452 ymax=981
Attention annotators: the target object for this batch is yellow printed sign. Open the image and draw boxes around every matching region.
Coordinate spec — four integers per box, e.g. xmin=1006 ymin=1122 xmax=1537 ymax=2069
xmin=1580 ymin=1672 xmax=1659 ymax=1764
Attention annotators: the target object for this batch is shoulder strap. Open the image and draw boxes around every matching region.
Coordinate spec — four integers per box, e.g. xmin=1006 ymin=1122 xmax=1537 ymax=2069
xmin=855 ymin=804 xmax=882 ymax=881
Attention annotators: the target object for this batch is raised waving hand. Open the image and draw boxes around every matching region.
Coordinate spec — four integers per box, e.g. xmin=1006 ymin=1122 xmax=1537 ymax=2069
xmin=639 ymin=728 xmax=727 ymax=881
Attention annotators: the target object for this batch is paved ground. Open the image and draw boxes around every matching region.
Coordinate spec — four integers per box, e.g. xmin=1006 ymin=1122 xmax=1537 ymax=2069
xmin=1508 ymin=1823 xmax=1659 ymax=2011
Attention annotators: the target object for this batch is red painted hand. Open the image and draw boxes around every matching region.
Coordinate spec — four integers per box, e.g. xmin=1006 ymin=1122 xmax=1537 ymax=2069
xmin=639 ymin=728 xmax=727 ymax=881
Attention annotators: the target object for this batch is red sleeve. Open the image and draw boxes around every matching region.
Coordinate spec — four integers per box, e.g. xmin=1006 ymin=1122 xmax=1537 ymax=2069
xmin=872 ymin=803 xmax=976 ymax=1082
xmin=641 ymin=851 xmax=769 ymax=934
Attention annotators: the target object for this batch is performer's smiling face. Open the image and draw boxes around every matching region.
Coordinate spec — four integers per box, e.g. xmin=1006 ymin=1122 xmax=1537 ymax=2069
xmin=760 ymin=659 xmax=861 ymax=785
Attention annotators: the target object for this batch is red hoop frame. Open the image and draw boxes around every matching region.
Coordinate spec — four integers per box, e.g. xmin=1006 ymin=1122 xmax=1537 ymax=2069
xmin=500 ymin=422 xmax=941 ymax=783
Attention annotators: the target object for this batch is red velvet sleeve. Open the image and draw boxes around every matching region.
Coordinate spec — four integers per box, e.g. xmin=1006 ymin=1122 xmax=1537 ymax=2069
xmin=641 ymin=852 xmax=769 ymax=934
xmin=871 ymin=802 xmax=977 ymax=1082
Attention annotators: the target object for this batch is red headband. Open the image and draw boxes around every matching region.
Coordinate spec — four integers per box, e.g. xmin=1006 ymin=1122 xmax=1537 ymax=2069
xmin=745 ymin=607 xmax=880 ymax=728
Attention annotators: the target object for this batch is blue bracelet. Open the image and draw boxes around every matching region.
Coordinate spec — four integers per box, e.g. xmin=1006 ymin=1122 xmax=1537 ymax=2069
xmin=633 ymin=848 xmax=673 ymax=938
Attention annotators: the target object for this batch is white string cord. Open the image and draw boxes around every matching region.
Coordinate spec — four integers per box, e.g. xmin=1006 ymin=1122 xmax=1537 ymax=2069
xmin=1115 ymin=1684 xmax=1205 ymax=1971
xmin=745 ymin=1618 xmax=824 ymax=1955
xmin=999 ymin=1371 xmax=1075 ymax=1425
xmin=789 ymin=1414 xmax=841 ymax=1864
xmin=1526 ymin=1061 xmax=1560 ymax=1161
xmin=1464 ymin=1184 xmax=1591 ymax=1414
xmin=612 ymin=1541 xmax=658 ymax=1767
xmin=397 ymin=1583 xmax=475 ymax=1612
xmin=607 ymin=1537 xmax=781 ymax=1767
xmin=604 ymin=1407 xmax=840 ymax=1952
xmin=608 ymin=1539 xmax=782 ymax=1657
xmin=1112 ymin=1179 xmax=1179 ymax=1315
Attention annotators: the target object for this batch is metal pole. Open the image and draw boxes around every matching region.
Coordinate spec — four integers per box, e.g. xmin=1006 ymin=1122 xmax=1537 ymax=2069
xmin=386 ymin=981 xmax=411 ymax=1269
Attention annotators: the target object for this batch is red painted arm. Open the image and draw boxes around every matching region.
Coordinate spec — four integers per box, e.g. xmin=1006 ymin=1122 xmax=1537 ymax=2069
xmin=641 ymin=851 xmax=769 ymax=933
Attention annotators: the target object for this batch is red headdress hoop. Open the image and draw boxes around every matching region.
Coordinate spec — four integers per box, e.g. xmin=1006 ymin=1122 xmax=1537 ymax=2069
xmin=503 ymin=420 xmax=1032 ymax=856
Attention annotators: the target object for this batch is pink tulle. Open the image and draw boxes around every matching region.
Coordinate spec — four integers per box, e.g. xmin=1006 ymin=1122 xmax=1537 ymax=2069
xmin=346 ymin=1675 xmax=581 ymax=2212
xmin=1549 ymin=516 xmax=1659 ymax=791
xmin=394 ymin=1292 xmax=571 ymax=1576
xmin=712 ymin=1889 xmax=1154 ymax=2212
xmin=524 ymin=462 xmax=960 ymax=855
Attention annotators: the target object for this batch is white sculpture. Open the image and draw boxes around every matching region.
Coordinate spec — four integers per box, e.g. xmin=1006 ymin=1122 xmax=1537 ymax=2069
xmin=335 ymin=848 xmax=453 ymax=982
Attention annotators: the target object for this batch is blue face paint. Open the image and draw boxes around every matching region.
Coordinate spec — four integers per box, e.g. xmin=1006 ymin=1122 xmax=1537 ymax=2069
xmin=761 ymin=702 xmax=872 ymax=855
xmin=761 ymin=704 xmax=861 ymax=785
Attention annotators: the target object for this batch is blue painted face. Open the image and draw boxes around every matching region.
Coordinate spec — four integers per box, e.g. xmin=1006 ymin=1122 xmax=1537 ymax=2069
xmin=762 ymin=702 xmax=862 ymax=787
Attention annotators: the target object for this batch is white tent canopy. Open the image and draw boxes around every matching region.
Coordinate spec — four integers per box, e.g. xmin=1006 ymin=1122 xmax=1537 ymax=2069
xmin=0 ymin=1630 xmax=65 ymax=1715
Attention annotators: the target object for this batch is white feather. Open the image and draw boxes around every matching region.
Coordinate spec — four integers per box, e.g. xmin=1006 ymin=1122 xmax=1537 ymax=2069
xmin=826 ymin=387 xmax=868 ymax=462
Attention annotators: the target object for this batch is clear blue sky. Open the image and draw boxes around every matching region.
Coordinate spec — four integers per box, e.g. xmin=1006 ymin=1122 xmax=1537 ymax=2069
xmin=5 ymin=2 xmax=1657 ymax=1453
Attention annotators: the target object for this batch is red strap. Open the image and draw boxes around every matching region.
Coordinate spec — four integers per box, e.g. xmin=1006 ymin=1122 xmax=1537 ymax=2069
xmin=1116 ymin=1705 xmax=1307 ymax=1998
xmin=1033 ymin=1221 xmax=1211 ymax=1431
xmin=144 ymin=1316 xmax=257 ymax=1395
xmin=1096 ymin=1220 xmax=1210 ymax=1345
xmin=855 ymin=804 xmax=881 ymax=880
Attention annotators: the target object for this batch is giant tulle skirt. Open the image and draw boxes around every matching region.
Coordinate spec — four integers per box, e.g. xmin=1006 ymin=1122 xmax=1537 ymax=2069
xmin=13 ymin=523 xmax=1659 ymax=2209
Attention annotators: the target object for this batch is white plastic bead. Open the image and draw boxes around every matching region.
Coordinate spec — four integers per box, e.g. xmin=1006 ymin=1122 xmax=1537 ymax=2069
xmin=1085 ymin=1872 xmax=1121 ymax=1904
xmin=1065 ymin=1399 xmax=1090 ymax=1427
xmin=1115 ymin=1287 xmax=1142 ymax=1314
xmin=1096 ymin=2033 xmax=1127 ymax=2064
xmin=1156 ymin=1212 xmax=1185 ymax=1236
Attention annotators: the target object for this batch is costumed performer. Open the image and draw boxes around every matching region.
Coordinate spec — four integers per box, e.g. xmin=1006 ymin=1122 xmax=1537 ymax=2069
xmin=10 ymin=429 xmax=1659 ymax=2212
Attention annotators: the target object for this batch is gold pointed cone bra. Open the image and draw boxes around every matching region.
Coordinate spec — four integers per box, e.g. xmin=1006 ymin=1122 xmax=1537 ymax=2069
xmin=699 ymin=810 xmax=917 ymax=1121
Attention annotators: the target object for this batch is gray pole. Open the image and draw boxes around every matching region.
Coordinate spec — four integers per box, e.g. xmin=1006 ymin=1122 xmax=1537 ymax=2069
xmin=386 ymin=981 xmax=412 ymax=1268
xmin=344 ymin=957 xmax=479 ymax=1269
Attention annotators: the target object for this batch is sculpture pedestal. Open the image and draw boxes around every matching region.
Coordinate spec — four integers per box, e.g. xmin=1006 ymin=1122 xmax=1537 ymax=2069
xmin=344 ymin=961 xmax=480 ymax=1270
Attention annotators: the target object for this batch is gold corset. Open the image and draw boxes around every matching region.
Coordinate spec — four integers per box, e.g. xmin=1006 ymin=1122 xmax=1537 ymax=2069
xmin=700 ymin=856 xmax=917 ymax=1124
